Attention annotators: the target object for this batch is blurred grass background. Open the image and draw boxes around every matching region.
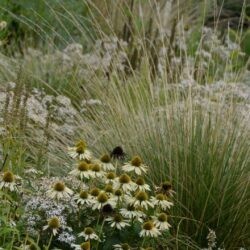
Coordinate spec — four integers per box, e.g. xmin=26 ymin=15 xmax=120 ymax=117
xmin=0 ymin=0 xmax=249 ymax=53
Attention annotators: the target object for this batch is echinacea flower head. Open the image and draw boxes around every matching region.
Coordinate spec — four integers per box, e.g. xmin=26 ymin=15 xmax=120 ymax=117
xmin=122 ymin=156 xmax=148 ymax=175
xmin=101 ymin=204 xmax=115 ymax=216
xmin=68 ymin=140 xmax=92 ymax=161
xmin=110 ymin=146 xmax=126 ymax=160
xmin=46 ymin=181 xmax=73 ymax=200
xmin=139 ymin=221 xmax=161 ymax=238
xmin=128 ymin=191 xmax=153 ymax=210
xmin=114 ymin=174 xmax=135 ymax=193
xmin=43 ymin=216 xmax=61 ymax=236
xmin=120 ymin=204 xmax=145 ymax=222
xmin=105 ymin=171 xmax=116 ymax=184
xmin=89 ymin=164 xmax=104 ymax=178
xmin=134 ymin=177 xmax=151 ymax=192
xmin=99 ymin=154 xmax=115 ymax=171
xmin=69 ymin=161 xmax=93 ymax=180
xmin=150 ymin=194 xmax=173 ymax=210
xmin=89 ymin=187 xmax=100 ymax=198
xmin=111 ymin=188 xmax=123 ymax=203
xmin=156 ymin=181 xmax=175 ymax=197
xmin=104 ymin=184 xmax=114 ymax=195
xmin=0 ymin=171 xmax=21 ymax=192
xmin=105 ymin=214 xmax=130 ymax=230
xmin=153 ymin=213 xmax=171 ymax=230
xmin=74 ymin=190 xmax=92 ymax=206
xmin=78 ymin=227 xmax=100 ymax=241
xmin=113 ymin=243 xmax=131 ymax=250
xmin=71 ymin=242 xmax=91 ymax=250
xmin=92 ymin=192 xmax=111 ymax=210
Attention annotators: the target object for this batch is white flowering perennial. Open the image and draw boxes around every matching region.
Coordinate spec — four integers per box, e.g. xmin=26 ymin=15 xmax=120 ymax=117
xmin=153 ymin=213 xmax=171 ymax=230
xmin=127 ymin=191 xmax=153 ymax=210
xmin=150 ymin=193 xmax=173 ymax=210
xmin=0 ymin=171 xmax=22 ymax=192
xmin=105 ymin=214 xmax=130 ymax=230
xmin=9 ymin=139 xmax=174 ymax=249
xmin=98 ymin=154 xmax=115 ymax=171
xmin=139 ymin=221 xmax=162 ymax=238
xmin=68 ymin=140 xmax=92 ymax=161
xmin=122 ymin=156 xmax=148 ymax=175
xmin=43 ymin=216 xmax=61 ymax=236
xmin=46 ymin=181 xmax=73 ymax=200
xmin=78 ymin=227 xmax=100 ymax=241
xmin=69 ymin=161 xmax=93 ymax=180
xmin=74 ymin=190 xmax=93 ymax=206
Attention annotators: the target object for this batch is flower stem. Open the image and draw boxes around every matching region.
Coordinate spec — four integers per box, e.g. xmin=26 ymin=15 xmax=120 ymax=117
xmin=45 ymin=233 xmax=53 ymax=250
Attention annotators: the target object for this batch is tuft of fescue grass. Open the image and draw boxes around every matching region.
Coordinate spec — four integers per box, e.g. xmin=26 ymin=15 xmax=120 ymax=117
xmin=83 ymin=73 xmax=250 ymax=248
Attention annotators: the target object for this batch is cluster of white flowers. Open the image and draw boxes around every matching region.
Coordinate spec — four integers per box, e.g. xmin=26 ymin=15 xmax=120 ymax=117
xmin=15 ymin=140 xmax=174 ymax=248
xmin=52 ymin=140 xmax=174 ymax=249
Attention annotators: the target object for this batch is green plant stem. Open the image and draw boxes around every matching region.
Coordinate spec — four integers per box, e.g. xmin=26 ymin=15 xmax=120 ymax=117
xmin=45 ymin=233 xmax=53 ymax=250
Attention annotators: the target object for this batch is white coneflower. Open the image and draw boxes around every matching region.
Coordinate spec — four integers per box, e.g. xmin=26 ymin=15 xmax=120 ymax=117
xmin=105 ymin=171 xmax=116 ymax=185
xmin=0 ymin=171 xmax=21 ymax=192
xmin=120 ymin=205 xmax=146 ymax=223
xmin=68 ymin=140 xmax=92 ymax=161
xmin=46 ymin=181 xmax=73 ymax=200
xmin=78 ymin=227 xmax=100 ymax=241
xmin=105 ymin=214 xmax=130 ymax=230
xmin=110 ymin=189 xmax=124 ymax=204
xmin=69 ymin=161 xmax=93 ymax=180
xmin=43 ymin=216 xmax=61 ymax=236
xmin=92 ymin=192 xmax=115 ymax=210
xmin=153 ymin=213 xmax=171 ymax=230
xmin=113 ymin=243 xmax=131 ymax=250
xmin=139 ymin=221 xmax=161 ymax=238
xmin=128 ymin=191 xmax=153 ymax=210
xmin=74 ymin=190 xmax=92 ymax=206
xmin=114 ymin=174 xmax=135 ymax=193
xmin=133 ymin=177 xmax=150 ymax=192
xmin=104 ymin=184 xmax=114 ymax=197
xmin=99 ymin=154 xmax=115 ymax=171
xmin=89 ymin=164 xmax=104 ymax=178
xmin=71 ymin=241 xmax=90 ymax=250
xmin=150 ymin=194 xmax=173 ymax=210
xmin=89 ymin=187 xmax=100 ymax=200
xmin=122 ymin=156 xmax=148 ymax=176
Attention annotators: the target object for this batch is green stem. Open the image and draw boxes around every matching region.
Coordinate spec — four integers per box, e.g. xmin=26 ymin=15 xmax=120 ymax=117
xmin=96 ymin=219 xmax=105 ymax=250
xmin=45 ymin=233 xmax=53 ymax=250
xmin=141 ymin=237 xmax=146 ymax=247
